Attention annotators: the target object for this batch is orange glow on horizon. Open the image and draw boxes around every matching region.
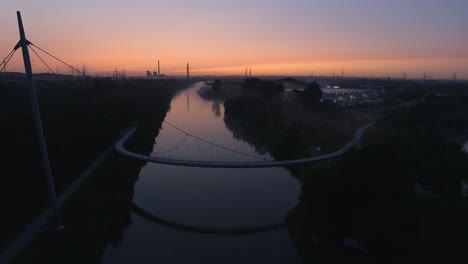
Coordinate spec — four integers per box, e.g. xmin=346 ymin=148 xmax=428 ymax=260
xmin=4 ymin=46 xmax=467 ymax=79
xmin=1 ymin=2 xmax=467 ymax=79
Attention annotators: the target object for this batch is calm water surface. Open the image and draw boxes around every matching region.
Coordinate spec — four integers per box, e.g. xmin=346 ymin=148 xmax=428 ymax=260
xmin=100 ymin=82 xmax=302 ymax=263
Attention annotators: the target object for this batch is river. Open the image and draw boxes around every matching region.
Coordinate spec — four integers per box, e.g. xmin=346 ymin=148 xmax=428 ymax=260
xmin=100 ymin=82 xmax=303 ymax=263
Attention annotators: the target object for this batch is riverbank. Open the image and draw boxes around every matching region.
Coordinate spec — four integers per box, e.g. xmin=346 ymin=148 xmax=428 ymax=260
xmin=12 ymin=81 xmax=303 ymax=264
xmin=0 ymin=78 xmax=182 ymax=253
xmin=205 ymin=78 xmax=468 ymax=259
xmin=219 ymin=79 xmax=375 ymax=160
xmin=297 ymin=95 xmax=468 ymax=259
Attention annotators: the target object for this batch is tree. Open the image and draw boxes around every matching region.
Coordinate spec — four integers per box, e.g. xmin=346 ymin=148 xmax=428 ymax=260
xmin=302 ymin=82 xmax=322 ymax=104
xmin=212 ymin=79 xmax=221 ymax=92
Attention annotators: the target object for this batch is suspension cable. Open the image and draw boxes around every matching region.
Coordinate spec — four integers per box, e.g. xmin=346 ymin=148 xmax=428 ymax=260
xmin=162 ymin=120 xmax=271 ymax=161
xmin=28 ymin=43 xmax=91 ymax=79
xmin=1 ymin=49 xmax=16 ymax=66
xmin=0 ymin=48 xmax=17 ymax=72
xmin=153 ymin=133 xmax=189 ymax=154
xmin=29 ymin=45 xmax=61 ymax=80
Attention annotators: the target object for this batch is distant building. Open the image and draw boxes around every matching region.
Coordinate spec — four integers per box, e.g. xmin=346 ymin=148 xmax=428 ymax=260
xmin=146 ymin=71 xmax=152 ymax=79
xmin=152 ymin=72 xmax=158 ymax=78
xmin=320 ymin=87 xmax=384 ymax=107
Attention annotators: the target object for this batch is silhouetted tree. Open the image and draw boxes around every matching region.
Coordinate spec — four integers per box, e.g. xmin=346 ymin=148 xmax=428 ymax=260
xmin=212 ymin=79 xmax=221 ymax=92
xmin=241 ymin=78 xmax=284 ymax=98
xmin=302 ymin=82 xmax=322 ymax=105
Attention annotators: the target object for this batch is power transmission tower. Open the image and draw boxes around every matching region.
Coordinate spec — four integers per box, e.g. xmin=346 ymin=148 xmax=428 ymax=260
xmin=82 ymin=64 xmax=87 ymax=76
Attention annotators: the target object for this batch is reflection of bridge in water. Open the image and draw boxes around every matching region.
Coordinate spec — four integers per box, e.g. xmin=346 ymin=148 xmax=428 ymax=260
xmin=131 ymin=201 xmax=285 ymax=235
xmin=115 ymin=121 xmax=375 ymax=168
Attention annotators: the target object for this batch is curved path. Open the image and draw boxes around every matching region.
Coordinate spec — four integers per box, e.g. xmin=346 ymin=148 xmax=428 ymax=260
xmin=115 ymin=122 xmax=375 ymax=168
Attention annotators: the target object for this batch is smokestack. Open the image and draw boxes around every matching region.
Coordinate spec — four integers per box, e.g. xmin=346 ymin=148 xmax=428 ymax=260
xmin=158 ymin=60 xmax=160 ymax=75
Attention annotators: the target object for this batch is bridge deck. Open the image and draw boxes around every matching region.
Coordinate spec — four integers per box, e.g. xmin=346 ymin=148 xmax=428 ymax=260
xmin=115 ymin=122 xmax=374 ymax=168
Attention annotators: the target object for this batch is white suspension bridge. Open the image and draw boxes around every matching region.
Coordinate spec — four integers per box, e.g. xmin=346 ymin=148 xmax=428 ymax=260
xmin=115 ymin=120 xmax=374 ymax=168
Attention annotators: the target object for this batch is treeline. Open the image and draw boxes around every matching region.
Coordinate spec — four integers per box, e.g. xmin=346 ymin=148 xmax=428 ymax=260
xmin=0 ymin=78 xmax=181 ymax=250
xmin=223 ymin=78 xmax=364 ymax=160
xmin=224 ymin=78 xmax=306 ymax=159
xmin=299 ymin=96 xmax=468 ymax=258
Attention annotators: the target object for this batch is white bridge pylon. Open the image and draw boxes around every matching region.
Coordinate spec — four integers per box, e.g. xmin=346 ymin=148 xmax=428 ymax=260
xmin=115 ymin=122 xmax=374 ymax=168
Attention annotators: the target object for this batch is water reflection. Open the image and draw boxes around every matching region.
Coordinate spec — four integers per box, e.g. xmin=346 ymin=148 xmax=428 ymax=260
xmin=100 ymin=82 xmax=302 ymax=263
xmin=211 ymin=101 xmax=221 ymax=117
xmin=131 ymin=201 xmax=285 ymax=235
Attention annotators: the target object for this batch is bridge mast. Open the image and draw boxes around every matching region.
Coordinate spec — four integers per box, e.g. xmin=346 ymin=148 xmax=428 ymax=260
xmin=15 ymin=11 xmax=63 ymax=229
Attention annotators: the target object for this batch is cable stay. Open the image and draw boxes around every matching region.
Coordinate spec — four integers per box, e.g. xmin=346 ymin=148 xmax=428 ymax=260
xmin=162 ymin=120 xmax=272 ymax=161
xmin=28 ymin=43 xmax=92 ymax=79
xmin=0 ymin=48 xmax=17 ymax=72
xmin=2 ymin=39 xmax=92 ymax=79
xmin=160 ymin=120 xmax=272 ymax=162
xmin=152 ymin=133 xmax=189 ymax=154
xmin=29 ymin=45 xmax=61 ymax=80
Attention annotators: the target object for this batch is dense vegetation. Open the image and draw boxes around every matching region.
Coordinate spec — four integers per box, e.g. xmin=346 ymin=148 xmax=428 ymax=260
xmin=221 ymin=77 xmax=468 ymax=260
xmin=0 ymin=77 xmax=180 ymax=250
xmin=9 ymin=77 xmax=468 ymax=262
xmin=298 ymin=96 xmax=468 ymax=260
xmin=223 ymin=78 xmax=371 ymax=159
xmin=297 ymin=82 xmax=323 ymax=106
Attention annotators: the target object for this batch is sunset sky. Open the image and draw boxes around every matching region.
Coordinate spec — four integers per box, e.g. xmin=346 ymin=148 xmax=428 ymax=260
xmin=1 ymin=0 xmax=467 ymax=78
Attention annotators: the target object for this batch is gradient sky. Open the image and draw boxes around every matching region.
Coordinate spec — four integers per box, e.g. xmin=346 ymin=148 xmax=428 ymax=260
xmin=1 ymin=0 xmax=467 ymax=78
